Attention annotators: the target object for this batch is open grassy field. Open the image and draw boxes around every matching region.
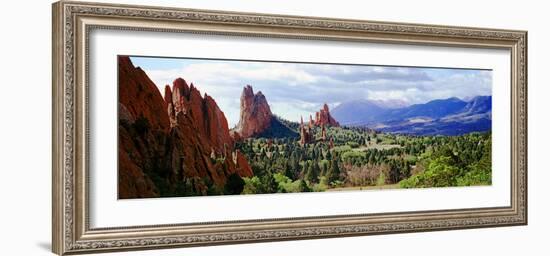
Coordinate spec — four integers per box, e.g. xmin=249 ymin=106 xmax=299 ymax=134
xmin=355 ymin=143 xmax=402 ymax=151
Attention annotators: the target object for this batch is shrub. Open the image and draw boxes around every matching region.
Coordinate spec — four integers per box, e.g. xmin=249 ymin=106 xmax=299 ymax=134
xmin=376 ymin=172 xmax=386 ymax=186
xmin=400 ymin=156 xmax=461 ymax=188
xmin=224 ymin=173 xmax=245 ymax=195
xmin=341 ymin=151 xmax=366 ymax=164
xmin=345 ymin=164 xmax=388 ymax=187
xmin=346 ymin=141 xmax=360 ymax=148
xmin=456 ymin=168 xmax=491 ymax=186
xmin=242 ymin=176 xmax=262 ymax=194
xmin=312 ymin=179 xmax=328 ymax=192
xmin=333 ymin=145 xmax=352 ymax=153
xmin=273 ymin=174 xmax=312 ymax=193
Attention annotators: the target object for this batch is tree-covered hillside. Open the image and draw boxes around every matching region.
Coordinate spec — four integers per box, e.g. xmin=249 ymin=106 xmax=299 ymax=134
xmin=234 ymin=124 xmax=491 ymax=195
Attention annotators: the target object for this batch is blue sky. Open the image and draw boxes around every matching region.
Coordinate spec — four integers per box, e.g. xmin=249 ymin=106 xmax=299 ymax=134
xmin=130 ymin=56 xmax=492 ymax=127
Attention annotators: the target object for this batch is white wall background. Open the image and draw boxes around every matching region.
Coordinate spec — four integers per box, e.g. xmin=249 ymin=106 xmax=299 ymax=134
xmin=0 ymin=0 xmax=547 ymax=255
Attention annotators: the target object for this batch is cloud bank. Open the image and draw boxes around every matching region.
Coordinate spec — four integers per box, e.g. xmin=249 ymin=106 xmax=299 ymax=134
xmin=130 ymin=56 xmax=492 ymax=127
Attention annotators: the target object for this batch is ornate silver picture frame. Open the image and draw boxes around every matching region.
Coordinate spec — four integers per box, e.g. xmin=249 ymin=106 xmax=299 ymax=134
xmin=52 ymin=1 xmax=527 ymax=255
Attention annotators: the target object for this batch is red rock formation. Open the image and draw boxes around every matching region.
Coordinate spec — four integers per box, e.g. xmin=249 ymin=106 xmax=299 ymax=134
xmin=118 ymin=56 xmax=170 ymax=132
xmin=314 ymin=103 xmax=339 ymax=127
xmin=230 ymin=130 xmax=242 ymax=142
xmin=233 ymin=150 xmax=253 ymax=177
xmin=235 ymin=85 xmax=273 ymax=138
xmin=118 ymin=56 xmax=252 ymax=198
xmin=297 ymin=103 xmax=338 ymax=146
xmin=166 ymin=78 xmax=233 ymax=152
xmin=299 ymin=116 xmax=315 ymax=145
xmin=118 ymin=133 xmax=159 ymax=199
xmin=299 ymin=117 xmax=332 ymax=146
xmin=118 ymin=56 xmax=170 ymax=198
xmin=204 ymin=94 xmax=233 ymax=151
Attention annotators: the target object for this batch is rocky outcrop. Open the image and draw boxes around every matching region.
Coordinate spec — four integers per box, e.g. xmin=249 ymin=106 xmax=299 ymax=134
xmin=118 ymin=124 xmax=161 ymax=198
xmin=314 ymin=103 xmax=339 ymax=127
xmin=118 ymin=56 xmax=170 ymax=132
xmin=299 ymin=122 xmax=333 ymax=146
xmin=232 ymin=85 xmax=298 ymax=139
xmin=299 ymin=105 xmax=335 ymax=146
xmin=118 ymin=56 xmax=170 ymax=198
xmin=299 ymin=116 xmax=315 ymax=145
xmin=166 ymin=78 xmax=233 ymax=152
xmin=118 ymin=56 xmax=252 ymax=199
xmin=234 ymin=85 xmax=273 ymax=138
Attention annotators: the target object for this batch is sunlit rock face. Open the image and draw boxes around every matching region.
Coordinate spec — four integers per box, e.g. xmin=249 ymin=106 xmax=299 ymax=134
xmin=234 ymin=85 xmax=273 ymax=139
xmin=314 ymin=103 xmax=340 ymax=127
xmin=118 ymin=56 xmax=252 ymax=199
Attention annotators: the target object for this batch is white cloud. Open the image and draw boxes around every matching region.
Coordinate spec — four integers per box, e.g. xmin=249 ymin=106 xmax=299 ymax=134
xmin=132 ymin=57 xmax=492 ymax=126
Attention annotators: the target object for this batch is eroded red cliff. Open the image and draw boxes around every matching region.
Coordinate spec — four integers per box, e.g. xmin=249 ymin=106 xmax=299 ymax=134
xmin=118 ymin=56 xmax=170 ymax=132
xmin=118 ymin=56 xmax=252 ymax=199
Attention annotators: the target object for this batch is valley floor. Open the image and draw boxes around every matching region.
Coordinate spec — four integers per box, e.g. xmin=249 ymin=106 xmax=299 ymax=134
xmin=326 ymin=184 xmax=400 ymax=192
xmin=236 ymin=125 xmax=492 ymax=195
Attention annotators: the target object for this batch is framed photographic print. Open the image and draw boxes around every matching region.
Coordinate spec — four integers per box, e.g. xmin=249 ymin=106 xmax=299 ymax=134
xmin=52 ymin=1 xmax=527 ymax=255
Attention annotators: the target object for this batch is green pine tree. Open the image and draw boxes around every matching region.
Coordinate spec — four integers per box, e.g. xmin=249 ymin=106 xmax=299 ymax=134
xmin=327 ymin=158 xmax=341 ymax=184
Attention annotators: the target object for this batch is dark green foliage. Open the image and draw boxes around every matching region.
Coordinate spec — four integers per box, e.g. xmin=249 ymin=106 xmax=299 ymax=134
xmin=400 ymin=133 xmax=492 ymax=188
xmin=326 ymin=158 xmax=341 ymax=184
xmin=298 ymin=179 xmax=312 ymax=192
xmin=301 ymin=161 xmax=310 ymax=179
xmin=399 ymin=156 xmax=460 ymax=187
xmin=235 ymin=120 xmax=491 ymax=195
xmin=255 ymin=116 xmax=299 ymax=139
xmin=305 ymin=161 xmax=320 ymax=183
xmin=261 ymin=171 xmax=278 ymax=193
xmin=224 ymin=173 xmax=245 ymax=195
xmin=388 ymin=160 xmax=401 ymax=184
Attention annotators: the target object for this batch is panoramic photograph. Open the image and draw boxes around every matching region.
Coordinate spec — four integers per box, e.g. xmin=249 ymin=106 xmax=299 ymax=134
xmin=118 ymin=55 xmax=492 ymax=199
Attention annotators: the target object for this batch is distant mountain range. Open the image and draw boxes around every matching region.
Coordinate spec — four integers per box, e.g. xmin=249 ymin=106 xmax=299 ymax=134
xmin=331 ymin=96 xmax=492 ymax=135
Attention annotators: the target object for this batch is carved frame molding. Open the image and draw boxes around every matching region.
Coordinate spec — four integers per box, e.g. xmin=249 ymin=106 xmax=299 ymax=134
xmin=52 ymin=1 xmax=527 ymax=255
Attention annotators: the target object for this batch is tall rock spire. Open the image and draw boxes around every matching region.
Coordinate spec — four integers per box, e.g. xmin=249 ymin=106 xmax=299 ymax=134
xmin=314 ymin=103 xmax=340 ymax=127
xmin=234 ymin=85 xmax=273 ymax=138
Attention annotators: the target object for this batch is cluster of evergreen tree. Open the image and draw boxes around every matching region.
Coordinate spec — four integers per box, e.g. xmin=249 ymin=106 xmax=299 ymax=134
xmin=237 ymin=137 xmax=344 ymax=194
xmin=235 ymin=126 xmax=492 ymax=194
xmin=399 ymin=132 xmax=492 ymax=188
